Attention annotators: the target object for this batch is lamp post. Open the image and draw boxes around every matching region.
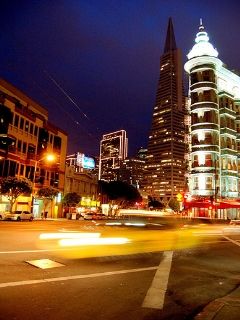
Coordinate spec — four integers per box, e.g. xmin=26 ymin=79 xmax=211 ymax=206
xmin=32 ymin=153 xmax=56 ymax=214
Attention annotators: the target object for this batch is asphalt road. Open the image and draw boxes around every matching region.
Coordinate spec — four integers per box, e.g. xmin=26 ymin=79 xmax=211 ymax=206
xmin=0 ymin=218 xmax=240 ymax=320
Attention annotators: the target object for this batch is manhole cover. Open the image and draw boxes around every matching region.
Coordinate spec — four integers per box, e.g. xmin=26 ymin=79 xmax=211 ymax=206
xmin=26 ymin=259 xmax=65 ymax=269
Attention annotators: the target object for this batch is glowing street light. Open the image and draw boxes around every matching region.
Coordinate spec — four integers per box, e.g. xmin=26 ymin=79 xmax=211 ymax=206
xmin=31 ymin=153 xmax=57 ymax=214
xmin=33 ymin=153 xmax=56 ymax=192
xmin=45 ymin=154 xmax=55 ymax=162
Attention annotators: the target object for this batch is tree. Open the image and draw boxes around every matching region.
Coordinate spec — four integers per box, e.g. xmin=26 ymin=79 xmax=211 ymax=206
xmin=168 ymin=198 xmax=180 ymax=212
xmin=62 ymin=192 xmax=80 ymax=213
xmin=37 ymin=187 xmax=59 ymax=215
xmin=0 ymin=177 xmax=32 ymax=212
xmin=148 ymin=196 xmax=165 ymax=209
xmin=98 ymin=180 xmax=142 ymax=209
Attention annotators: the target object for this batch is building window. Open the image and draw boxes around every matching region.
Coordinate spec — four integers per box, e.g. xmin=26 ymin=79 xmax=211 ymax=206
xmin=22 ymin=142 xmax=27 ymax=153
xmin=206 ymin=176 xmax=212 ymax=189
xmin=191 ymin=92 xmax=199 ymax=104
xmin=28 ymin=144 xmax=35 ymax=155
xmin=190 ymin=72 xmax=198 ymax=84
xmin=25 ymin=121 xmax=29 ymax=132
xmin=219 ymin=98 xmax=224 ymax=108
xmin=34 ymin=126 xmax=38 ymax=136
xmin=17 ymin=140 xmax=22 ymax=152
xmin=193 ymin=177 xmax=198 ymax=190
xmin=202 ymin=70 xmax=210 ymax=81
xmin=203 ymin=90 xmax=217 ymax=103
xmin=235 ymin=105 xmax=240 ymax=115
xmin=29 ymin=123 xmax=34 ymax=135
xmin=14 ymin=114 xmax=19 ymax=127
xmin=19 ymin=118 xmax=24 ymax=130
xmin=205 ymin=154 xmax=212 ymax=167
xmin=20 ymin=164 xmax=24 ymax=176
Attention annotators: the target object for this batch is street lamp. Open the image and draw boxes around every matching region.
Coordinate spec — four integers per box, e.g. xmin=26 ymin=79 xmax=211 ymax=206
xmin=33 ymin=153 xmax=56 ymax=189
xmin=32 ymin=153 xmax=56 ymax=213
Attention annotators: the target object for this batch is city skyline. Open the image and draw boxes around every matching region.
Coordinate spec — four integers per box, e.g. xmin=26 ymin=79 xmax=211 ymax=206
xmin=1 ymin=1 xmax=240 ymax=156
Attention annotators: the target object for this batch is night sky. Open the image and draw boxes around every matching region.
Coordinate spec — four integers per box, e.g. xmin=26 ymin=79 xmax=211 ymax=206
xmin=1 ymin=0 xmax=240 ymax=157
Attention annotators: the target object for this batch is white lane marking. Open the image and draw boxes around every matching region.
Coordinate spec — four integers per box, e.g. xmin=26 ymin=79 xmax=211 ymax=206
xmin=0 ymin=266 xmax=158 ymax=288
xmin=142 ymin=251 xmax=173 ymax=310
xmin=223 ymin=236 xmax=240 ymax=247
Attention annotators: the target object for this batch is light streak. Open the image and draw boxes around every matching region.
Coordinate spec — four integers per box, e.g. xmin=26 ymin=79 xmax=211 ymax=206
xmin=39 ymin=232 xmax=101 ymax=240
xmin=59 ymin=237 xmax=130 ymax=247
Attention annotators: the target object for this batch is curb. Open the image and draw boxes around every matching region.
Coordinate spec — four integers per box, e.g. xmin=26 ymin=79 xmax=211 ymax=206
xmin=194 ymin=300 xmax=225 ymax=320
xmin=194 ymin=296 xmax=240 ymax=320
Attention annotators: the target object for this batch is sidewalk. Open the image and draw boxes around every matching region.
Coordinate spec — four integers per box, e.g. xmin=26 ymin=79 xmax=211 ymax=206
xmin=194 ymin=286 xmax=240 ymax=320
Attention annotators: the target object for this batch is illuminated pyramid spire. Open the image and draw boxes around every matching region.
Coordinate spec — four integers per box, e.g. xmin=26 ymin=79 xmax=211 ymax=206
xmin=164 ymin=17 xmax=177 ymax=53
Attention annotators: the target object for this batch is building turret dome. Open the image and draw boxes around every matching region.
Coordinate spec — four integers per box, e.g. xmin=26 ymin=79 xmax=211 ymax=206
xmin=187 ymin=20 xmax=218 ymax=60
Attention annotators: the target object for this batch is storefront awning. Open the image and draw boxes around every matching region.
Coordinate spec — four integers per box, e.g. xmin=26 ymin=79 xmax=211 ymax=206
xmin=185 ymin=199 xmax=240 ymax=209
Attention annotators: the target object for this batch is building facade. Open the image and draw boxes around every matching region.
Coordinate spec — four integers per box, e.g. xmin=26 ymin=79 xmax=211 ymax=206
xmin=144 ymin=18 xmax=187 ymax=203
xmin=118 ymin=148 xmax=147 ymax=189
xmin=184 ymin=22 xmax=240 ymax=218
xmin=0 ymin=79 xmax=67 ymax=218
xmin=99 ymin=130 xmax=128 ymax=181
xmin=64 ymin=164 xmax=99 ymax=213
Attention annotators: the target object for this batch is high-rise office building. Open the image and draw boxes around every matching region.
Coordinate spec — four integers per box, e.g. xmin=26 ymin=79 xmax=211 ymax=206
xmin=99 ymin=130 xmax=128 ymax=181
xmin=184 ymin=21 xmax=240 ymax=218
xmin=144 ymin=18 xmax=187 ymax=203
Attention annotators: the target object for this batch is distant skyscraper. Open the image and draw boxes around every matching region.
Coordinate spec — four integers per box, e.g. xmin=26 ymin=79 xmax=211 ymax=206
xmin=99 ymin=130 xmax=128 ymax=181
xmin=145 ymin=18 xmax=187 ymax=202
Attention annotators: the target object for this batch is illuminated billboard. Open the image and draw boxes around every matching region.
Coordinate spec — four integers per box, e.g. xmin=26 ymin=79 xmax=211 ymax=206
xmin=82 ymin=156 xmax=95 ymax=169
xmin=76 ymin=153 xmax=95 ymax=169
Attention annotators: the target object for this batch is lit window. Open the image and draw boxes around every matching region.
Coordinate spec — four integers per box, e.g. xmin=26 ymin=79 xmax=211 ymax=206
xmin=198 ymin=153 xmax=205 ymax=165
xmin=199 ymin=174 xmax=205 ymax=190
xmin=197 ymin=131 xmax=205 ymax=142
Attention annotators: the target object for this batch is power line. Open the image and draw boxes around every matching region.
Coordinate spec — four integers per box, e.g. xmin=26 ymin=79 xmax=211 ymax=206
xmin=44 ymin=70 xmax=90 ymax=121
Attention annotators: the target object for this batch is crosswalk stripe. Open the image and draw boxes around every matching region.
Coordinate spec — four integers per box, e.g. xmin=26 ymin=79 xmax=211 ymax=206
xmin=142 ymin=251 xmax=173 ymax=309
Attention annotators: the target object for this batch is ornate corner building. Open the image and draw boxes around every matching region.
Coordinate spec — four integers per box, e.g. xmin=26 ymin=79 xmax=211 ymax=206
xmin=184 ymin=21 xmax=240 ymax=218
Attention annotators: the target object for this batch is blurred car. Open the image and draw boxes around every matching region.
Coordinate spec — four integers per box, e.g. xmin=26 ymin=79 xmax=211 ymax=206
xmin=230 ymin=219 xmax=240 ymax=225
xmin=0 ymin=212 xmax=5 ymax=220
xmin=93 ymin=213 xmax=107 ymax=220
xmin=83 ymin=212 xmax=95 ymax=220
xmin=4 ymin=210 xmax=34 ymax=221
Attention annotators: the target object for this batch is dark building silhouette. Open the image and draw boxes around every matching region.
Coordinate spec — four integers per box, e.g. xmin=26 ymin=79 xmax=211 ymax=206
xmin=118 ymin=148 xmax=147 ymax=189
xmin=144 ymin=18 xmax=187 ymax=203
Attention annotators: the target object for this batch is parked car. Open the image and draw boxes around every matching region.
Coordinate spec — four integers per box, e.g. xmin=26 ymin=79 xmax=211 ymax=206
xmin=83 ymin=212 xmax=95 ymax=220
xmin=93 ymin=213 xmax=107 ymax=220
xmin=4 ymin=210 xmax=34 ymax=221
